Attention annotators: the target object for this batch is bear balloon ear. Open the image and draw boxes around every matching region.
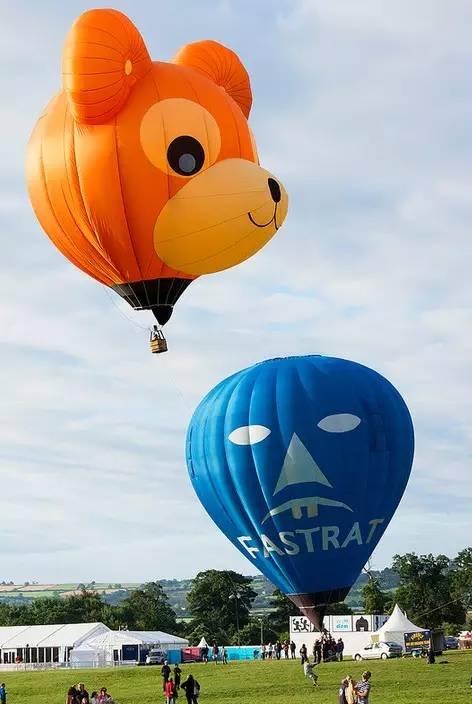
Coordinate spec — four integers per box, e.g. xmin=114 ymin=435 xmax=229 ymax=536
xmin=173 ymin=40 xmax=252 ymax=118
xmin=62 ymin=9 xmax=152 ymax=124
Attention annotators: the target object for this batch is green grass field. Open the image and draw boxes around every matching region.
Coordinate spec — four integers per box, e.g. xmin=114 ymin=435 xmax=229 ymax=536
xmin=2 ymin=651 xmax=471 ymax=703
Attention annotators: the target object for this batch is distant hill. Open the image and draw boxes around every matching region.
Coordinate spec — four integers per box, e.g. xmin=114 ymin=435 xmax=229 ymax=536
xmin=0 ymin=568 xmax=399 ymax=613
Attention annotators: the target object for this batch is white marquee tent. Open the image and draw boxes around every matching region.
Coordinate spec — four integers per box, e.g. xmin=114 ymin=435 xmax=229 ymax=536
xmin=372 ymin=604 xmax=428 ymax=647
xmin=0 ymin=623 xmax=109 ymax=666
xmin=70 ymin=629 xmax=189 ymax=667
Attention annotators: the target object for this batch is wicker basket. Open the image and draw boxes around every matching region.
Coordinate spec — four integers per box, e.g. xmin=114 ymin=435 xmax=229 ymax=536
xmin=149 ymin=329 xmax=168 ymax=354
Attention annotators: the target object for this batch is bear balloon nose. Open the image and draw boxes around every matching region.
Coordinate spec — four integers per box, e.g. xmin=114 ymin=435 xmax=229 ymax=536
xmin=268 ymin=177 xmax=281 ymax=203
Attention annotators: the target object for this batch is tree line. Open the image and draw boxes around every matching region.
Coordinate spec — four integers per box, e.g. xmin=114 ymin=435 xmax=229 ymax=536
xmin=0 ymin=548 xmax=470 ymax=644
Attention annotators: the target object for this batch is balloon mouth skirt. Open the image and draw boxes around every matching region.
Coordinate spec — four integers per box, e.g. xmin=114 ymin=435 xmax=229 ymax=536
xmin=289 ymin=587 xmax=351 ymax=631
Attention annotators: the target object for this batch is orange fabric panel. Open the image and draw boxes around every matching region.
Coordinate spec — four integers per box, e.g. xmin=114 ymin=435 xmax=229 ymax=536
xmin=173 ymin=40 xmax=252 ymax=118
xmin=72 ymin=118 xmax=142 ymax=283
xmin=26 ymin=104 xmax=111 ymax=284
xmin=112 ymin=66 xmax=194 ymax=282
xmin=62 ymin=9 xmax=152 ymax=125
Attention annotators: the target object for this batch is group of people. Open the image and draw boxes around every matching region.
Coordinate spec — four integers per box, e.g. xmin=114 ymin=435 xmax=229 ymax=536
xmin=261 ymin=640 xmax=296 ymax=659
xmin=65 ymin=684 xmax=113 ymax=703
xmin=161 ymin=661 xmax=200 ymax=704
xmin=200 ymin=642 xmax=228 ymax=664
xmin=338 ymin=671 xmax=372 ymax=704
xmin=299 ymin=634 xmax=345 ymax=664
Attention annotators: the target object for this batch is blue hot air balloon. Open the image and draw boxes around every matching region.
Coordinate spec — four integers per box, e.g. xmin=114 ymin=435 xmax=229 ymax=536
xmin=186 ymin=355 xmax=414 ymax=628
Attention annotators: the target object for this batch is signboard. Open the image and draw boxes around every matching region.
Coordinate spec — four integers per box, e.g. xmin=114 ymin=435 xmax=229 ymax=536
xmin=331 ymin=615 xmax=353 ymax=632
xmin=372 ymin=614 xmax=389 ymax=631
xmin=353 ymin=614 xmax=372 ymax=632
xmin=404 ymin=630 xmax=431 ymax=651
xmin=289 ymin=616 xmax=316 ymax=634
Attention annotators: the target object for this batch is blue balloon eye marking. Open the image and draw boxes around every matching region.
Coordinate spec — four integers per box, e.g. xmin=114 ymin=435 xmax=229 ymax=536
xmin=317 ymin=413 xmax=361 ymax=433
xmin=228 ymin=425 xmax=271 ymax=446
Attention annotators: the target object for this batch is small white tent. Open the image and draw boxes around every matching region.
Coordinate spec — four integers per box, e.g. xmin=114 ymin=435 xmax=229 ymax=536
xmin=197 ymin=637 xmax=209 ymax=648
xmin=372 ymin=604 xmax=428 ymax=647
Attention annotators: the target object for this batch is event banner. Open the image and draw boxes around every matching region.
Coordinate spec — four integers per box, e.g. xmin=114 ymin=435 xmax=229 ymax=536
xmin=353 ymin=614 xmax=372 ymax=632
xmin=290 ymin=616 xmax=317 ymax=634
xmin=404 ymin=630 xmax=431 ymax=651
xmin=372 ymin=614 xmax=389 ymax=630
xmin=331 ymin=615 xmax=353 ymax=632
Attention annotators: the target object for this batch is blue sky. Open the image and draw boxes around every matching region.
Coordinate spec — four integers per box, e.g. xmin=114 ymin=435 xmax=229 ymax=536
xmin=0 ymin=0 xmax=471 ymax=583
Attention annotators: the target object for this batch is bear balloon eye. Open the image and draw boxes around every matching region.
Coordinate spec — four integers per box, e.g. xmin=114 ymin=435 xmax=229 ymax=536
xmin=167 ymin=135 xmax=205 ymax=176
xmin=317 ymin=414 xmax=361 ymax=433
xmin=228 ymin=425 xmax=271 ymax=445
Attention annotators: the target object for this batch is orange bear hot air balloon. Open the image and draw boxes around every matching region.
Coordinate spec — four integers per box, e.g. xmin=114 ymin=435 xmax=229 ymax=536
xmin=26 ymin=8 xmax=288 ymax=352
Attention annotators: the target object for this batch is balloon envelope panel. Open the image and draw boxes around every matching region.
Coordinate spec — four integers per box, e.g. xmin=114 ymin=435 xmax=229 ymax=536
xmin=186 ymin=356 xmax=414 ymax=614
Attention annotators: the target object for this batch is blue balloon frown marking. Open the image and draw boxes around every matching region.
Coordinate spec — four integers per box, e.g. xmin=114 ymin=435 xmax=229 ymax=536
xmin=186 ymin=355 xmax=414 ymax=628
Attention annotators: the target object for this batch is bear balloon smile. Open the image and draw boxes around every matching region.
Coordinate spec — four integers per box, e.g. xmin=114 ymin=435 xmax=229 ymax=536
xmin=186 ymin=355 xmax=414 ymax=629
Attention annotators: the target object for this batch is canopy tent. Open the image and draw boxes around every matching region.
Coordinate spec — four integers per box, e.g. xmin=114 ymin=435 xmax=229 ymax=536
xmin=71 ymin=629 xmax=189 ymax=667
xmin=0 ymin=622 xmax=109 ymax=665
xmin=372 ymin=604 xmax=428 ymax=647
xmin=197 ymin=637 xmax=209 ymax=648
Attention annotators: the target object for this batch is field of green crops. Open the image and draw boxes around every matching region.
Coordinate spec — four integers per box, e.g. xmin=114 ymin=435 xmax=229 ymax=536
xmin=2 ymin=650 xmax=471 ymax=704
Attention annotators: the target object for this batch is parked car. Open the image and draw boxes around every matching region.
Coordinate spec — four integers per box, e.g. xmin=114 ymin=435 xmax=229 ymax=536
xmin=145 ymin=648 xmax=167 ymax=665
xmin=353 ymin=641 xmax=403 ymax=661
xmin=444 ymin=636 xmax=459 ymax=650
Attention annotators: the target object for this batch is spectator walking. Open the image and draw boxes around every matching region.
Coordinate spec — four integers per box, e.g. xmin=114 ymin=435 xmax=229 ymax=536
xmin=165 ymin=677 xmax=176 ymax=704
xmin=338 ymin=677 xmax=349 ymax=704
xmin=303 ymin=659 xmax=318 ymax=686
xmin=313 ymin=639 xmax=322 ymax=664
xmin=356 ymin=671 xmax=372 ymax=704
xmin=337 ymin=638 xmax=345 ymax=662
xmin=212 ymin=642 xmax=219 ymax=663
xmin=66 ymin=687 xmax=77 ymax=704
xmin=161 ymin=662 xmax=171 ymax=691
xmin=182 ymin=674 xmax=200 ymax=704
xmin=76 ymin=683 xmax=89 ymax=703
xmin=201 ymin=645 xmax=209 ymax=664
xmin=173 ymin=664 xmax=182 ymax=690
xmin=345 ymin=676 xmax=357 ymax=704
xmin=290 ymin=641 xmax=296 ymax=659
xmin=0 ymin=684 xmax=6 ymax=704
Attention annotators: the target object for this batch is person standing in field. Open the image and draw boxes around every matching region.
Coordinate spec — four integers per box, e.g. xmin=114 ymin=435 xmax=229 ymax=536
xmin=356 ymin=671 xmax=372 ymax=704
xmin=173 ymin=664 xmax=182 ymax=690
xmin=66 ymin=687 xmax=77 ymax=704
xmin=0 ymin=684 xmax=6 ymax=704
xmin=338 ymin=677 xmax=349 ymax=704
xmin=345 ymin=676 xmax=357 ymax=704
xmin=161 ymin=661 xmax=171 ymax=691
xmin=165 ymin=677 xmax=176 ymax=704
xmin=222 ymin=646 xmax=228 ymax=664
xmin=299 ymin=643 xmax=308 ymax=664
xmin=182 ymin=674 xmax=200 ymax=704
xmin=290 ymin=641 xmax=296 ymax=659
xmin=212 ymin=642 xmax=219 ymax=663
